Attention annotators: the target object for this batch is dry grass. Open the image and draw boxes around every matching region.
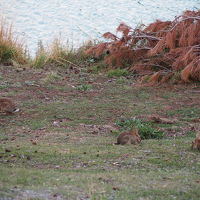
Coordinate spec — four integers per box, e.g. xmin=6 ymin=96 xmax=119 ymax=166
xmin=32 ymin=37 xmax=90 ymax=68
xmin=0 ymin=19 xmax=89 ymax=69
xmin=0 ymin=18 xmax=28 ymax=64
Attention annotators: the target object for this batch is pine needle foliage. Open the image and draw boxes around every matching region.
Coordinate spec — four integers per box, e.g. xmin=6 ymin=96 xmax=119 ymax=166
xmin=85 ymin=10 xmax=200 ymax=84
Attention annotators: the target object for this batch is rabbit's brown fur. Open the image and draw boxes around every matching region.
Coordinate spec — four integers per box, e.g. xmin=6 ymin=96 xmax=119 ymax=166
xmin=192 ymin=132 xmax=200 ymax=151
xmin=0 ymin=98 xmax=18 ymax=114
xmin=116 ymin=128 xmax=141 ymax=145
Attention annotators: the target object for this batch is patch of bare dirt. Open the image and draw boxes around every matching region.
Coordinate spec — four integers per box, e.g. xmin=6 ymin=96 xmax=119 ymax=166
xmin=1 ymin=65 xmax=200 ymax=139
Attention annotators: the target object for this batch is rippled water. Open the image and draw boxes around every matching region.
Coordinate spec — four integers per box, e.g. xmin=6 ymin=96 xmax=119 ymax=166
xmin=0 ymin=0 xmax=199 ymax=55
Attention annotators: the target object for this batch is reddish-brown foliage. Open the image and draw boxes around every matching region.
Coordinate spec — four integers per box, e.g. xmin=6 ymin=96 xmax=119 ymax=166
xmin=103 ymin=32 xmax=117 ymax=41
xmin=148 ymin=72 xmax=162 ymax=85
xmin=144 ymin=20 xmax=172 ymax=33
xmin=85 ymin=9 xmax=200 ymax=84
xmin=116 ymin=23 xmax=131 ymax=37
xmin=85 ymin=43 xmax=108 ymax=57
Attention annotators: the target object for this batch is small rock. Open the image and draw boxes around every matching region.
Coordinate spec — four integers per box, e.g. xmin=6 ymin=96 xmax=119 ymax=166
xmin=53 ymin=121 xmax=60 ymax=126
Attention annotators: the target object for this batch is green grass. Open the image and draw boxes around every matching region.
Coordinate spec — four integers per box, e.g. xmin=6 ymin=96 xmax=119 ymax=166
xmin=0 ymin=66 xmax=200 ymax=199
xmin=0 ymin=44 xmax=13 ymax=62
xmin=42 ymin=71 xmax=61 ymax=83
xmin=107 ymin=69 xmax=129 ymax=78
xmin=32 ymin=54 xmax=47 ymax=68
xmin=0 ymin=137 xmax=199 ymax=199
xmin=167 ymin=107 xmax=200 ymax=120
xmin=76 ymin=84 xmax=92 ymax=92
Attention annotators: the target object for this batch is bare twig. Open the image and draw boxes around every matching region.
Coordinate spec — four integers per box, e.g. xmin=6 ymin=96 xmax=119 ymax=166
xmin=135 ymin=63 xmax=172 ymax=71
xmin=134 ymin=34 xmax=161 ymax=41
xmin=59 ymin=57 xmax=81 ymax=68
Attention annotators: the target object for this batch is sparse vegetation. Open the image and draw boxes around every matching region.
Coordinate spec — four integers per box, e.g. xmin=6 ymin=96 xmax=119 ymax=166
xmin=0 ymin=9 xmax=200 ymax=200
xmin=76 ymin=84 xmax=92 ymax=91
xmin=0 ymin=64 xmax=200 ymax=199
xmin=32 ymin=40 xmax=47 ymax=68
xmin=42 ymin=71 xmax=61 ymax=83
xmin=87 ymin=62 xmax=106 ymax=74
xmin=107 ymin=68 xmax=129 ymax=78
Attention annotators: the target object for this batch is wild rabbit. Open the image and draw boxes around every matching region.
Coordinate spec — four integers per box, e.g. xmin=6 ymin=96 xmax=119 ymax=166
xmin=115 ymin=128 xmax=141 ymax=145
xmin=0 ymin=98 xmax=19 ymax=114
xmin=192 ymin=132 xmax=200 ymax=151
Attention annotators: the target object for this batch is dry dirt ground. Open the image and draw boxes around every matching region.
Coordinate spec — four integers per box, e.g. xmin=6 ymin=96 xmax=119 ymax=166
xmin=0 ymin=65 xmax=200 ymax=200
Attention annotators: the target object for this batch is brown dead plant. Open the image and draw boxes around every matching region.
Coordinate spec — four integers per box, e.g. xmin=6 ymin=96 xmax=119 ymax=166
xmin=85 ymin=9 xmax=200 ymax=84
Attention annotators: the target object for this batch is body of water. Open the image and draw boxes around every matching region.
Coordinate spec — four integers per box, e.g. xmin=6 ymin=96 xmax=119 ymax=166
xmin=0 ymin=0 xmax=199 ymax=55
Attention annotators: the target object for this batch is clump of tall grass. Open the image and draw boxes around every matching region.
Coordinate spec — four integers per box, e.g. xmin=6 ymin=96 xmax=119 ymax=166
xmin=0 ymin=18 xmax=28 ymax=64
xmin=32 ymin=37 xmax=91 ymax=68
xmin=32 ymin=40 xmax=47 ymax=68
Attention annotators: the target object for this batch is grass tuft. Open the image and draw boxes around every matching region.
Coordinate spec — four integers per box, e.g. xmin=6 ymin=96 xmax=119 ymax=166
xmin=42 ymin=71 xmax=61 ymax=83
xmin=116 ymin=118 xmax=164 ymax=139
xmin=32 ymin=37 xmax=91 ymax=68
xmin=32 ymin=40 xmax=47 ymax=68
xmin=107 ymin=69 xmax=129 ymax=78
xmin=0 ymin=18 xmax=28 ymax=64
xmin=76 ymin=84 xmax=92 ymax=92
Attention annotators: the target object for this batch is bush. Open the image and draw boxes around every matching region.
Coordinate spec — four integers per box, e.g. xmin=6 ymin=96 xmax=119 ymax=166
xmin=0 ymin=44 xmax=13 ymax=62
xmin=115 ymin=118 xmax=164 ymax=139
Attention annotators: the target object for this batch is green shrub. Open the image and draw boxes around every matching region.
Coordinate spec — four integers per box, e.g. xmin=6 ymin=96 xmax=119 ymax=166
xmin=115 ymin=118 xmax=164 ymax=139
xmin=0 ymin=44 xmax=13 ymax=62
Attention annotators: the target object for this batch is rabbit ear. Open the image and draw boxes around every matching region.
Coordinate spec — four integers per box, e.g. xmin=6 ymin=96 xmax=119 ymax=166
xmin=14 ymin=108 xmax=20 ymax=113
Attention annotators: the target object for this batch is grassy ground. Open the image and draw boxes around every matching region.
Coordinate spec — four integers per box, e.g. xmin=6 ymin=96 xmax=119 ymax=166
xmin=0 ymin=65 xmax=200 ymax=200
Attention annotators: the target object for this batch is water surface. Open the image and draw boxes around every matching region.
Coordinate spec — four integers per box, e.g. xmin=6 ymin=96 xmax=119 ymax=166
xmin=0 ymin=0 xmax=199 ymax=54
